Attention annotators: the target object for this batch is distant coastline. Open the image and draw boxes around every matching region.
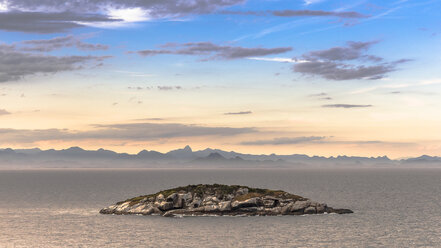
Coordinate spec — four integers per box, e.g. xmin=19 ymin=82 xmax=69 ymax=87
xmin=1 ymin=146 xmax=440 ymax=168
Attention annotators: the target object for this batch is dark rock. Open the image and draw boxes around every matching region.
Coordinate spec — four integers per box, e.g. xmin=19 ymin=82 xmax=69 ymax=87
xmin=167 ymin=193 xmax=178 ymax=202
xmin=316 ymin=203 xmax=327 ymax=214
xmin=239 ymin=207 xmax=258 ymax=212
xmin=263 ymin=199 xmax=277 ymax=208
xmin=329 ymin=208 xmax=353 ymax=214
xmin=304 ymin=206 xmax=316 ymax=214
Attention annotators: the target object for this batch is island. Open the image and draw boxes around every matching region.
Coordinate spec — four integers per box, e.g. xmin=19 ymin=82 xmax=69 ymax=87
xmin=100 ymin=184 xmax=353 ymax=217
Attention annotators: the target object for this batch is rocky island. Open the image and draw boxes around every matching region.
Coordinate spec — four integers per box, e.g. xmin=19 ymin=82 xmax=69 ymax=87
xmin=100 ymin=184 xmax=353 ymax=217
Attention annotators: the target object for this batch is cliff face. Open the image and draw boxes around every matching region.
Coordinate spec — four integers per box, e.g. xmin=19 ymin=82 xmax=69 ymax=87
xmin=100 ymin=184 xmax=353 ymax=217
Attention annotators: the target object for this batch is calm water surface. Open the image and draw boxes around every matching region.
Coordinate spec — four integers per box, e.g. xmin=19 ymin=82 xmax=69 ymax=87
xmin=0 ymin=168 xmax=440 ymax=247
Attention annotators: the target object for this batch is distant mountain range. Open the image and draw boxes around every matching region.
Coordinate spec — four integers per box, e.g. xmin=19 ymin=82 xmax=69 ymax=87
xmin=0 ymin=146 xmax=440 ymax=168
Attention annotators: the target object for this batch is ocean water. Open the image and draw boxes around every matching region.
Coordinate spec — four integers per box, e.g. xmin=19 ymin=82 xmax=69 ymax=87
xmin=0 ymin=168 xmax=440 ymax=247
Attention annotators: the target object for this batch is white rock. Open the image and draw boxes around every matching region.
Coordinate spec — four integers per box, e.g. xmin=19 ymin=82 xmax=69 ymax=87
xmin=156 ymin=194 xmax=165 ymax=202
xmin=290 ymin=200 xmax=311 ymax=212
xmin=181 ymin=192 xmax=193 ymax=204
xmin=115 ymin=202 xmax=131 ymax=212
xmin=219 ymin=201 xmax=232 ymax=211
xmin=203 ymin=205 xmax=219 ymax=212
xmin=304 ymin=206 xmax=316 ymax=214
xmin=158 ymin=201 xmax=174 ymax=211
xmin=232 ymin=197 xmax=262 ymax=209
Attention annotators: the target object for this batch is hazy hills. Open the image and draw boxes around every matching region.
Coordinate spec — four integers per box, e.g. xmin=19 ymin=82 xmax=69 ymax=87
xmin=0 ymin=146 xmax=439 ymax=168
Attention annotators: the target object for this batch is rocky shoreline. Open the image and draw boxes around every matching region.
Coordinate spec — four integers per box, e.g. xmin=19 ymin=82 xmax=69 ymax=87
xmin=100 ymin=184 xmax=353 ymax=217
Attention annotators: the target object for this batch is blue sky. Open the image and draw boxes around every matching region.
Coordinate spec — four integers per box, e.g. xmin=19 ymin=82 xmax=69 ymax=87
xmin=0 ymin=0 xmax=440 ymax=157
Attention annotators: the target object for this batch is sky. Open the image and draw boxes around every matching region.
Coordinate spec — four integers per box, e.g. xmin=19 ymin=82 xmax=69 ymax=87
xmin=0 ymin=0 xmax=440 ymax=158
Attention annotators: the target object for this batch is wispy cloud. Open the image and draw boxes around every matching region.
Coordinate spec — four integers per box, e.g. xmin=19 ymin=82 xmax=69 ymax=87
xmin=4 ymin=0 xmax=246 ymax=18
xmin=133 ymin=42 xmax=292 ymax=60
xmin=224 ymin=111 xmax=252 ymax=115
xmin=158 ymin=86 xmax=182 ymax=91
xmin=115 ymin=70 xmax=154 ymax=77
xmin=292 ymin=41 xmax=410 ymax=80
xmin=309 ymin=92 xmax=328 ymax=97
xmin=304 ymin=0 xmax=325 ymax=5
xmin=248 ymin=41 xmax=410 ymax=81
xmin=241 ymin=136 xmax=414 ymax=147
xmin=249 ymin=1 xmax=434 ymax=40
xmin=0 ymin=11 xmax=121 ymax=33
xmin=248 ymin=57 xmax=308 ymax=63
xmin=126 ymin=85 xmax=184 ymax=91
xmin=350 ymin=78 xmax=441 ymax=94
xmin=0 ymin=43 xmax=110 ymax=82
xmin=235 ymin=17 xmax=319 ymax=40
xmin=241 ymin=136 xmax=326 ymax=145
xmin=0 ymin=122 xmax=256 ymax=144
xmin=222 ymin=9 xmax=366 ymax=18
xmin=0 ymin=0 xmax=246 ymax=32
xmin=322 ymin=104 xmax=372 ymax=108
xmin=0 ymin=109 xmax=11 ymax=115
xmin=20 ymin=35 xmax=108 ymax=52
xmin=309 ymin=92 xmax=332 ymax=100
xmin=135 ymin=118 xmax=164 ymax=121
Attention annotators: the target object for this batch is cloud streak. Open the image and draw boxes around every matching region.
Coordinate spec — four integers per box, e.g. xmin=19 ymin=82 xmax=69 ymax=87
xmin=0 ymin=0 xmax=246 ymax=32
xmin=4 ymin=0 xmax=246 ymax=17
xmin=322 ymin=104 xmax=372 ymax=108
xmin=293 ymin=41 xmax=410 ymax=80
xmin=223 ymin=9 xmax=366 ymax=18
xmin=309 ymin=92 xmax=327 ymax=97
xmin=133 ymin=42 xmax=292 ymax=60
xmin=0 ymin=109 xmax=11 ymax=115
xmin=0 ymin=44 xmax=110 ymax=82
xmin=349 ymin=78 xmax=441 ymax=94
xmin=305 ymin=41 xmax=379 ymax=61
xmin=0 ymin=122 xmax=256 ymax=144
xmin=224 ymin=111 xmax=252 ymax=115
xmin=0 ymin=11 xmax=120 ymax=33
xmin=21 ymin=35 xmax=108 ymax=52
xmin=240 ymin=136 xmax=414 ymax=147
xmin=241 ymin=136 xmax=326 ymax=145
xmin=158 ymin=86 xmax=182 ymax=91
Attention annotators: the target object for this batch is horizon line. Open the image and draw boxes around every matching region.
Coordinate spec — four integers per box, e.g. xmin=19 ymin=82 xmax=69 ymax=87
xmin=1 ymin=145 xmax=437 ymax=160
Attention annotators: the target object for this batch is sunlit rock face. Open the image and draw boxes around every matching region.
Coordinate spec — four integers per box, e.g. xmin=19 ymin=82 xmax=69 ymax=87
xmin=100 ymin=184 xmax=353 ymax=217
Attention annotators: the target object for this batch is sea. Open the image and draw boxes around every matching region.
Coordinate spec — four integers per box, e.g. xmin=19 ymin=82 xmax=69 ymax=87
xmin=0 ymin=168 xmax=440 ymax=247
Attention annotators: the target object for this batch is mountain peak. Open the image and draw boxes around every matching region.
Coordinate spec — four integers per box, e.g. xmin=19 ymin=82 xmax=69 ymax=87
xmin=166 ymin=145 xmax=195 ymax=159
xmin=65 ymin=147 xmax=84 ymax=152
xmin=206 ymin=152 xmax=226 ymax=160
xmin=183 ymin=145 xmax=192 ymax=152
